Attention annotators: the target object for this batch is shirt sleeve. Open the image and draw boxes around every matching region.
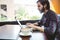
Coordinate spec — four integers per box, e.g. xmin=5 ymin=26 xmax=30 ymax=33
xmin=37 ymin=15 xmax=45 ymax=26
xmin=44 ymin=21 xmax=57 ymax=35
xmin=37 ymin=19 xmax=43 ymax=26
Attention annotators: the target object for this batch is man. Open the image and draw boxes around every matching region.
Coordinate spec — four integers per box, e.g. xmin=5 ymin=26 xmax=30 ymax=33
xmin=26 ymin=0 xmax=58 ymax=40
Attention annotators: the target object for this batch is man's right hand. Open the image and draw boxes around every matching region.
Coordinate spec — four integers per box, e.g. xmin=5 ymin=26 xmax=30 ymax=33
xmin=33 ymin=22 xmax=38 ymax=26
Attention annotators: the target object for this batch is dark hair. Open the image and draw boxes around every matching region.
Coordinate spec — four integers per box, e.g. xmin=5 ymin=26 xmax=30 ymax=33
xmin=37 ymin=0 xmax=50 ymax=10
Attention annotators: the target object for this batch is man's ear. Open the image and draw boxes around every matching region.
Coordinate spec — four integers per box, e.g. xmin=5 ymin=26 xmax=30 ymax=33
xmin=44 ymin=4 xmax=47 ymax=9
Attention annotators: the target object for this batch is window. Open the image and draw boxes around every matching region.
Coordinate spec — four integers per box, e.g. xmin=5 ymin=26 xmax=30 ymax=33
xmin=14 ymin=0 xmax=43 ymax=20
xmin=0 ymin=0 xmax=55 ymax=21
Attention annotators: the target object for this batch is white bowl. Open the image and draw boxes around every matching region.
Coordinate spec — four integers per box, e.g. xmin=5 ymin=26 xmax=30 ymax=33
xmin=21 ymin=28 xmax=32 ymax=35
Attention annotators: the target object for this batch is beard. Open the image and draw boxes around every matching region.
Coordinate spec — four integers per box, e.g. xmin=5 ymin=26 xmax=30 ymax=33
xmin=38 ymin=7 xmax=45 ymax=13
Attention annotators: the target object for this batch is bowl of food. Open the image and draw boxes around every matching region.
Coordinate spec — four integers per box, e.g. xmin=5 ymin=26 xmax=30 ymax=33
xmin=21 ymin=27 xmax=32 ymax=35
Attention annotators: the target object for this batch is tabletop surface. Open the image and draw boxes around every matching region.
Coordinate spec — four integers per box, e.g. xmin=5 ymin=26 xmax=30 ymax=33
xmin=18 ymin=32 xmax=45 ymax=40
xmin=0 ymin=25 xmax=45 ymax=40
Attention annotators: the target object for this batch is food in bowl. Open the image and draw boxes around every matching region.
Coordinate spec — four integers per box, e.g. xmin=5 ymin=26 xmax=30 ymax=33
xmin=21 ymin=28 xmax=31 ymax=35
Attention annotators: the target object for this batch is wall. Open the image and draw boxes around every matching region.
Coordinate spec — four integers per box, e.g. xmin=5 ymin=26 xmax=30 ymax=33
xmin=0 ymin=0 xmax=15 ymax=20
xmin=51 ymin=0 xmax=60 ymax=14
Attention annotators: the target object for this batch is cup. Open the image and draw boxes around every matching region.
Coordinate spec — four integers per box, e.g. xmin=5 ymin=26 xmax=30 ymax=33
xmin=21 ymin=27 xmax=32 ymax=35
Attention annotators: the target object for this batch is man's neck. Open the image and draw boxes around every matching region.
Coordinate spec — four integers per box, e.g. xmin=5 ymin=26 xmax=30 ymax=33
xmin=44 ymin=10 xmax=48 ymax=14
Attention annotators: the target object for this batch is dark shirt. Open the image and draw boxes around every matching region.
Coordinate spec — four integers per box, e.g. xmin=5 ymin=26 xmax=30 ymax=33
xmin=38 ymin=10 xmax=58 ymax=40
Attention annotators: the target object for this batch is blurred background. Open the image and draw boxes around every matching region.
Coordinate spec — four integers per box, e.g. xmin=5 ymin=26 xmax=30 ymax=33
xmin=0 ymin=0 xmax=60 ymax=21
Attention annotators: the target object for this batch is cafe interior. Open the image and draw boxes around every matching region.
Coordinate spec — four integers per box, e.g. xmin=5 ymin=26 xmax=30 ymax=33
xmin=0 ymin=0 xmax=60 ymax=40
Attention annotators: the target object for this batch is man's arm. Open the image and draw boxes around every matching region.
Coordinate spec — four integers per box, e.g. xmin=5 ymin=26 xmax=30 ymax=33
xmin=44 ymin=21 xmax=57 ymax=35
xmin=26 ymin=21 xmax=57 ymax=34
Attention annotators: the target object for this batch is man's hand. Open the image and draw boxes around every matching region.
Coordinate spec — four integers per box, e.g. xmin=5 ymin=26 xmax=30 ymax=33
xmin=26 ymin=23 xmax=35 ymax=28
xmin=26 ymin=23 xmax=44 ymax=32
xmin=33 ymin=22 xmax=38 ymax=25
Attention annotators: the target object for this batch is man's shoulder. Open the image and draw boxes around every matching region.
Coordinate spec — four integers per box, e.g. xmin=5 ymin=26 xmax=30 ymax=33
xmin=48 ymin=10 xmax=55 ymax=14
xmin=47 ymin=10 xmax=57 ymax=21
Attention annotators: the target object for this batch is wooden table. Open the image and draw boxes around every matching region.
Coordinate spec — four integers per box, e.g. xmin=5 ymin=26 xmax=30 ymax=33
xmin=18 ymin=32 xmax=46 ymax=40
xmin=0 ymin=25 xmax=47 ymax=40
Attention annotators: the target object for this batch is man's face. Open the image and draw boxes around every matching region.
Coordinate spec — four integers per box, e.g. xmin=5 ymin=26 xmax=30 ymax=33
xmin=37 ymin=2 xmax=44 ymax=13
